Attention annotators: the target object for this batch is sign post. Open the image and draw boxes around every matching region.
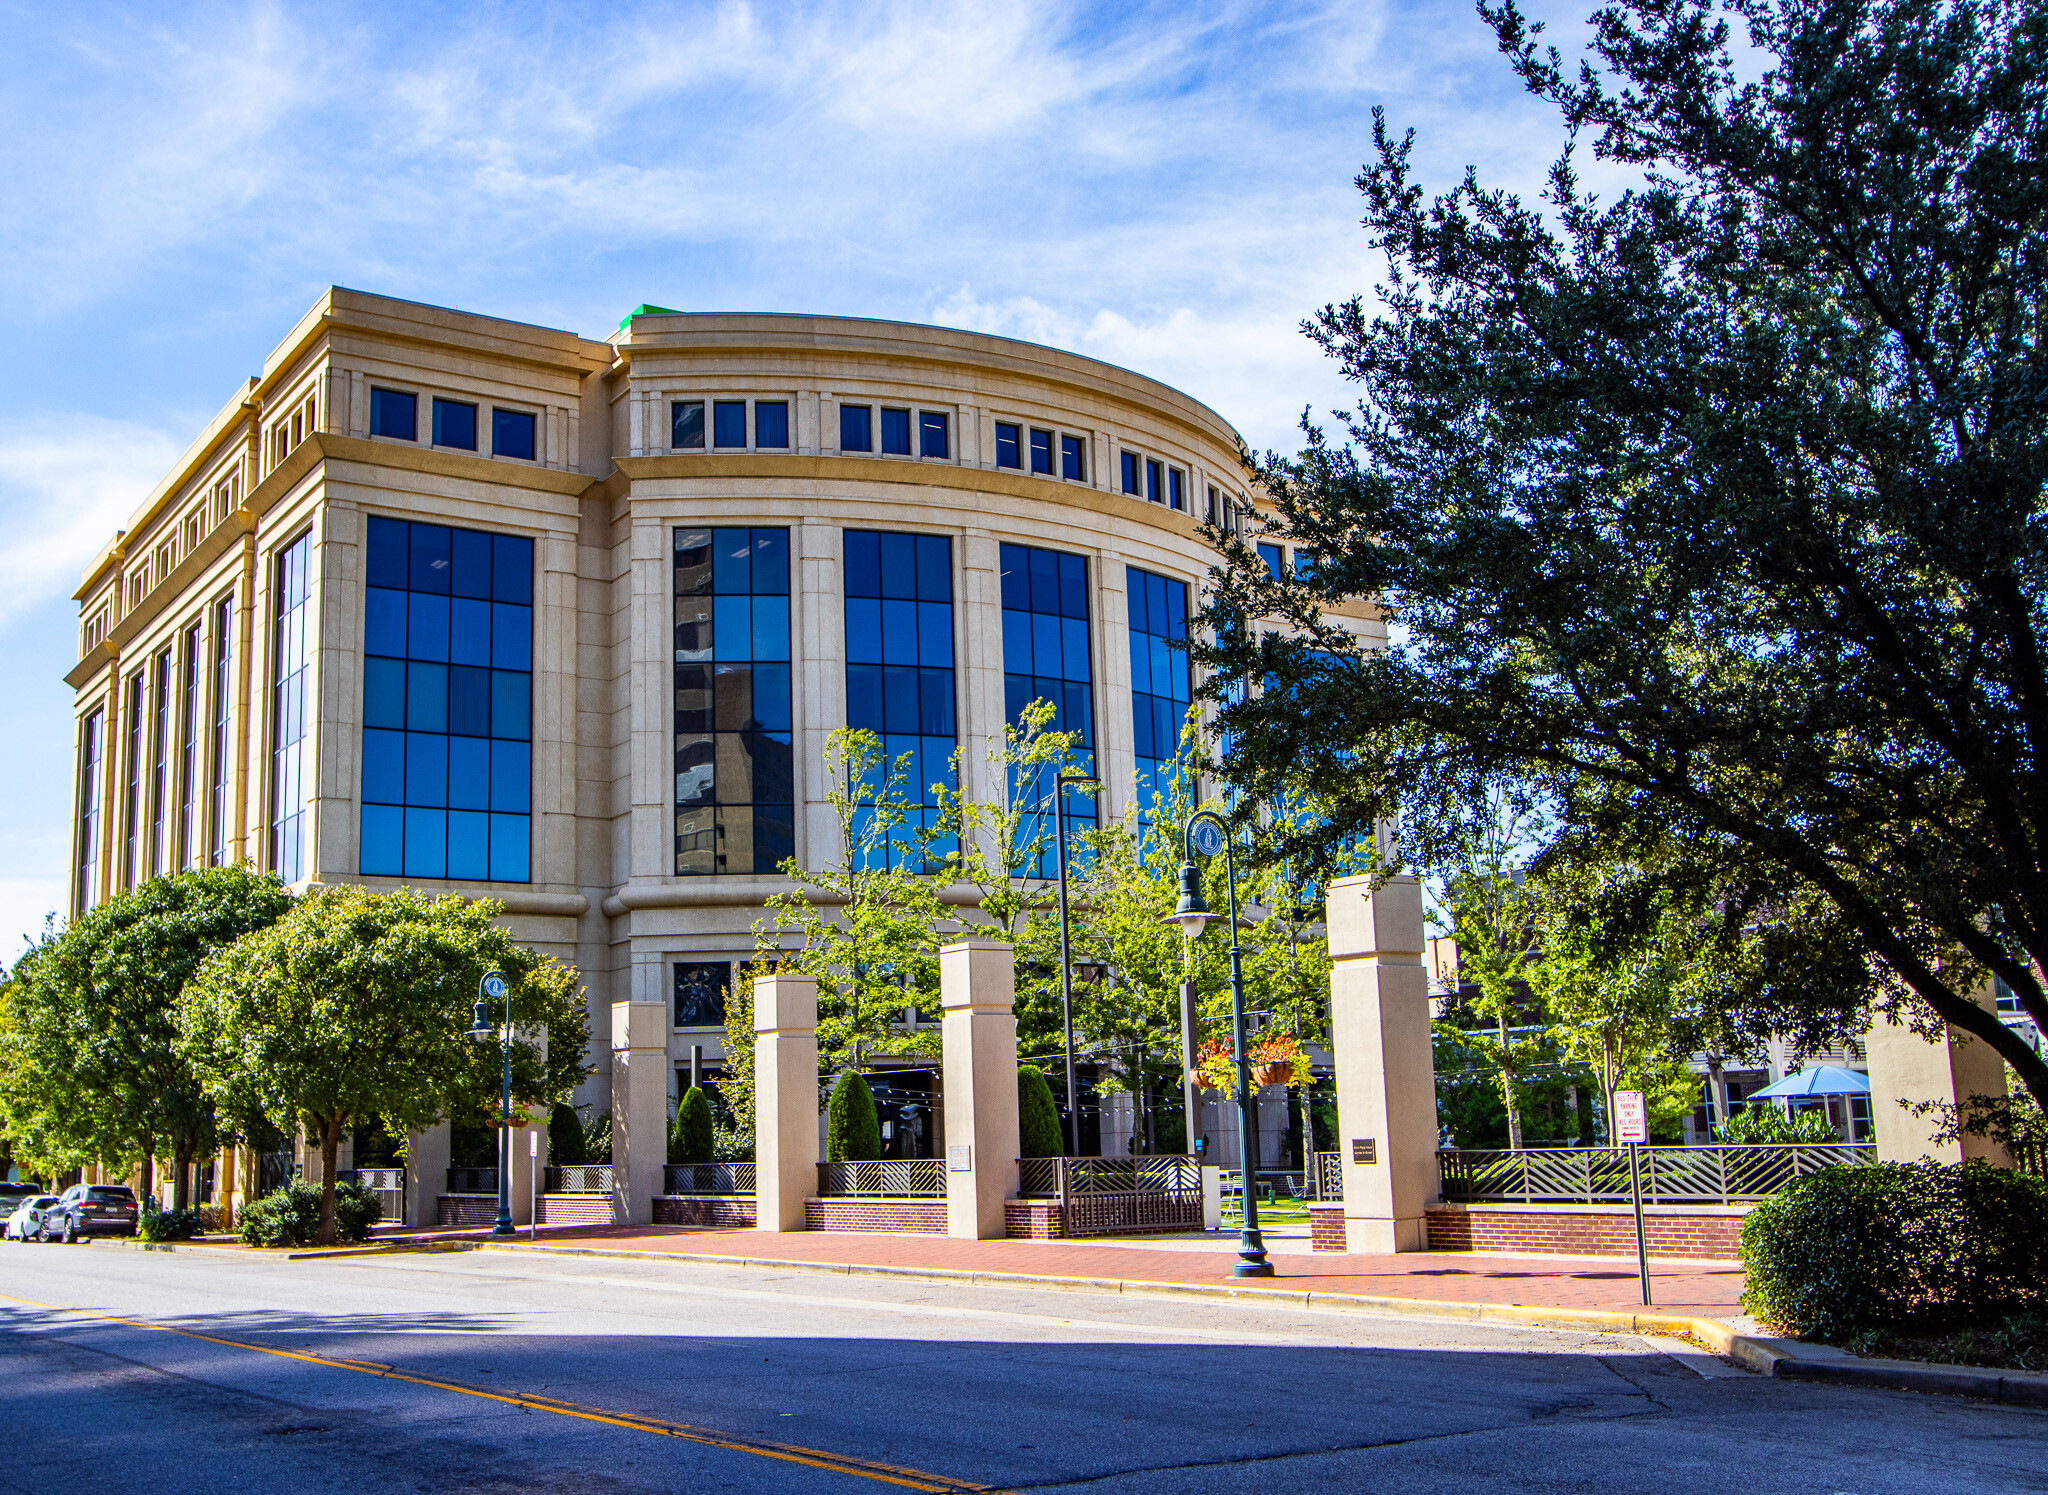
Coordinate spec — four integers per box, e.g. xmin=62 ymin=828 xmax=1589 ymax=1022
xmin=1614 ymin=1090 xmax=1650 ymax=1307
xmin=528 ymin=1125 xmax=538 ymax=1242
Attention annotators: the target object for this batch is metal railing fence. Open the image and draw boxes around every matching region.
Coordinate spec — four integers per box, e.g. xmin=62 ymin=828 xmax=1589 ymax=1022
xmin=1016 ymin=1156 xmax=1200 ymax=1198
xmin=1314 ymin=1152 xmax=1345 ymax=1201
xmin=446 ymin=1167 xmax=497 ymax=1195
xmin=544 ymin=1165 xmax=615 ymax=1194
xmin=818 ymin=1159 xmax=947 ymax=1197
xmin=664 ymin=1162 xmax=756 ymax=1196
xmin=1437 ymin=1142 xmax=1877 ymax=1205
xmin=339 ymin=1167 xmax=404 ymax=1221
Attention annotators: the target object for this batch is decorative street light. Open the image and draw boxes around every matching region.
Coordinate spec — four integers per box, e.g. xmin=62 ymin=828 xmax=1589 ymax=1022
xmin=1053 ymin=771 xmax=1101 ymax=1158
xmin=1165 ymin=810 xmax=1273 ymax=1278
xmin=466 ymin=969 xmax=516 ymax=1239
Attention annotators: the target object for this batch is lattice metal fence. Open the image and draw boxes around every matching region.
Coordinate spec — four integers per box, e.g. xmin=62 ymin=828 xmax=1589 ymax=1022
xmin=544 ymin=1165 xmax=615 ymax=1194
xmin=664 ymin=1163 xmax=756 ymax=1196
xmin=818 ymin=1159 xmax=947 ymax=1196
xmin=1016 ymin=1156 xmax=1200 ymax=1197
xmin=1437 ymin=1142 xmax=1877 ymax=1205
xmin=447 ymin=1167 xmax=497 ymax=1194
xmin=1315 ymin=1152 xmax=1344 ymax=1201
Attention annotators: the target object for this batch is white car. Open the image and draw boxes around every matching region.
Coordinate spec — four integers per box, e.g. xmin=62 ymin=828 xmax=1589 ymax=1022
xmin=3 ymin=1196 xmax=60 ymax=1241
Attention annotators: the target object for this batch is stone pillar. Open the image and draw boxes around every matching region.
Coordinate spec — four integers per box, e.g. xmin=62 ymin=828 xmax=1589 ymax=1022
xmin=611 ymin=1001 xmax=669 ymax=1226
xmin=1326 ymin=873 xmax=1439 ymax=1253
xmin=404 ymin=1120 xmax=451 ymax=1228
xmin=1867 ymin=986 xmax=2010 ymax=1164
xmin=755 ymin=973 xmax=819 ymax=1232
xmin=940 ymin=940 xmax=1021 ymax=1240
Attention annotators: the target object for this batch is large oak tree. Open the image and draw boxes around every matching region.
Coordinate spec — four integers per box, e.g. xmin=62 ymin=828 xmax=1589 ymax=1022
xmin=1199 ymin=0 xmax=2048 ymax=1111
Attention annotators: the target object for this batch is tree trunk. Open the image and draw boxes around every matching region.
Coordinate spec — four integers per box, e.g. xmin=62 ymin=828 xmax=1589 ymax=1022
xmin=172 ymin=1141 xmax=194 ymax=1213
xmin=137 ymin=1149 xmax=155 ymax=1204
xmin=1497 ymin=1012 xmax=1523 ymax=1150
xmin=317 ymin=1117 xmax=343 ymax=1247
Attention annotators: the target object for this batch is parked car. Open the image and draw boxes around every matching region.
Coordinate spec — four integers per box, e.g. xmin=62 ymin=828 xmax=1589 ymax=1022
xmin=3 ymin=1196 xmax=60 ymax=1241
xmin=41 ymin=1183 xmax=139 ymax=1241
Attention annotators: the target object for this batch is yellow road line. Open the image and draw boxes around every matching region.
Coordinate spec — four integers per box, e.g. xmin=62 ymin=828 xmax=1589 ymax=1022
xmin=0 ymin=1291 xmax=992 ymax=1493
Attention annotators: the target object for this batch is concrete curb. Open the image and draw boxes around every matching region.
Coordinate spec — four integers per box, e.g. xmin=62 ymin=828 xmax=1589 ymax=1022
xmin=82 ymin=1235 xmax=457 ymax=1262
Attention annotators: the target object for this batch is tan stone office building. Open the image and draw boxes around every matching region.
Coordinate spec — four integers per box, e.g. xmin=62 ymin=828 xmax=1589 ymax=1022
xmin=67 ymin=290 xmax=1356 ymax=1148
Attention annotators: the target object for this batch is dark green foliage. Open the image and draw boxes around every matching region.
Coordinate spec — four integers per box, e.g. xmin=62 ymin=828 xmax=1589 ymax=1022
xmin=137 ymin=1198 xmax=201 ymax=1242
xmin=1741 ymin=1162 xmax=2048 ymax=1340
xmin=670 ymin=1087 xmax=714 ymax=1165
xmin=1017 ymin=1065 xmax=1064 ymax=1158
xmin=450 ymin=1115 xmax=496 ymax=1168
xmin=1197 ymin=0 xmax=2048 ymax=1117
xmin=548 ymin=1103 xmax=585 ymax=1167
xmin=582 ymin=1110 xmax=612 ymax=1165
xmin=825 ymin=1070 xmax=881 ymax=1162
xmin=236 ymin=1180 xmax=382 ymax=1248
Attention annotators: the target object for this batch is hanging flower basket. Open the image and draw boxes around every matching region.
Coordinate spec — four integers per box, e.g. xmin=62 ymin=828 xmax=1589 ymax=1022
xmin=1255 ymin=1060 xmax=1296 ymax=1087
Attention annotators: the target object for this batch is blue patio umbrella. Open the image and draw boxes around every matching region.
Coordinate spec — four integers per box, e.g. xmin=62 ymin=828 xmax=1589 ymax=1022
xmin=1748 ymin=1065 xmax=1871 ymax=1099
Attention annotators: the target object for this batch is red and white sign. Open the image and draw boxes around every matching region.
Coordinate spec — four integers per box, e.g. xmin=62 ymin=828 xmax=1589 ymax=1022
xmin=1614 ymin=1090 xmax=1648 ymax=1145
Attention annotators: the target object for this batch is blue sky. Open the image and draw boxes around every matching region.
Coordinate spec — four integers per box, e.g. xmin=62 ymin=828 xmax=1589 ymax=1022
xmin=0 ymin=0 xmax=1599 ymax=956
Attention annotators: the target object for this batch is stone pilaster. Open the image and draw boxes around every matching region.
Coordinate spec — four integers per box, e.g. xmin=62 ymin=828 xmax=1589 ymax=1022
xmin=940 ymin=940 xmax=1021 ymax=1240
xmin=755 ymin=973 xmax=820 ymax=1232
xmin=611 ymin=1001 xmax=669 ymax=1225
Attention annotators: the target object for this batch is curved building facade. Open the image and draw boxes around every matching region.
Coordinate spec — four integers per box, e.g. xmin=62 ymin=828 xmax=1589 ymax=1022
xmin=65 ymin=289 xmax=1369 ymax=1111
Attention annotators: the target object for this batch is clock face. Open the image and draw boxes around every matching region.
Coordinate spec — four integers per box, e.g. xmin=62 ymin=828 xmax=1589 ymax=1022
xmin=483 ymin=974 xmax=508 ymax=1001
xmin=1189 ymin=819 xmax=1227 ymax=859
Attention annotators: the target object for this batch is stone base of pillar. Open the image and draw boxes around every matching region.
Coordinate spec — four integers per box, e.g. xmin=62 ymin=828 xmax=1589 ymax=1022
xmin=755 ymin=974 xmax=819 ymax=1233
xmin=611 ymin=1001 xmax=669 ymax=1226
xmin=941 ymin=941 xmax=1021 ymax=1240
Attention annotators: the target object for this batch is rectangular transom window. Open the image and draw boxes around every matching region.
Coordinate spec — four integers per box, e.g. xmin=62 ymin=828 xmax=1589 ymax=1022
xmin=1060 ymin=435 xmax=1085 ymax=482
xmin=713 ymin=401 xmax=747 ymax=448
xmin=493 ymin=408 xmax=537 ymax=460
xmin=370 ymin=389 xmax=417 ymax=441
xmin=755 ymin=401 xmax=790 ymax=449
xmin=919 ymin=411 xmax=949 ymax=460
xmin=674 ymin=527 xmax=793 ymax=875
xmin=432 ymin=399 xmax=478 ymax=451
xmin=999 ymin=543 xmax=1095 ymax=876
xmin=995 ymin=422 xmax=1021 ymax=469
xmin=1029 ymin=428 xmax=1054 ymax=475
xmin=360 ymin=517 xmax=533 ymax=883
xmin=672 ymin=400 xmax=706 ymax=449
xmin=845 ymin=531 xmax=956 ymax=870
xmin=1127 ymin=567 xmax=1192 ymax=810
xmin=840 ymin=404 xmax=873 ymax=453
xmin=1122 ymin=452 xmax=1141 ymax=496
xmin=881 ymin=408 xmax=912 ymax=456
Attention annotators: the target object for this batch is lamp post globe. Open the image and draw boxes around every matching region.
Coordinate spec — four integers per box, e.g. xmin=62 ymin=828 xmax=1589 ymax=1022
xmin=479 ymin=970 xmax=516 ymax=1238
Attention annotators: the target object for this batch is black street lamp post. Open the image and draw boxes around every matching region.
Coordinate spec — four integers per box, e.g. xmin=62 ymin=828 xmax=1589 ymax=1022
xmin=1165 ymin=811 xmax=1273 ymax=1278
xmin=1053 ymin=771 xmax=1100 ymax=1158
xmin=467 ymin=970 xmax=516 ymax=1239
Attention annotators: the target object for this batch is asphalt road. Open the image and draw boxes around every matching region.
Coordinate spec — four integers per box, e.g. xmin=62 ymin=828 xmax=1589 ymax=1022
xmin=2 ymin=1240 xmax=2040 ymax=1494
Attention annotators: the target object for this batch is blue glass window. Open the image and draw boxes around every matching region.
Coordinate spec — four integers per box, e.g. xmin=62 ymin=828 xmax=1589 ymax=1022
xmin=999 ymin=543 xmax=1095 ymax=877
xmin=713 ymin=401 xmax=747 ymax=448
xmin=1127 ymin=567 xmax=1192 ymax=812
xmin=432 ymin=399 xmax=477 ymax=451
xmin=755 ymin=401 xmax=789 ymax=449
xmin=846 ymin=531 xmax=955 ymax=870
xmin=370 ymin=388 xmax=417 ymax=441
xmin=271 ymin=533 xmax=313 ymax=882
xmin=493 ymin=409 xmax=537 ymax=460
xmin=675 ymin=527 xmax=792 ymax=875
xmin=995 ymin=422 xmax=1021 ymax=469
xmin=1258 ymin=542 xmax=1284 ymax=580
xmin=1061 ymin=435 xmax=1085 ymax=482
xmin=920 ymin=411 xmax=949 ymax=460
xmin=672 ymin=401 xmax=705 ymax=449
xmin=1029 ymin=428 xmax=1054 ymax=475
xmin=359 ymin=515 xmax=532 ymax=883
xmin=1168 ymin=468 xmax=1185 ymax=511
xmin=1146 ymin=459 xmax=1163 ymax=504
xmin=881 ymin=408 xmax=912 ymax=456
xmin=1121 ymin=452 xmax=1141 ymax=496
xmin=840 ymin=404 xmax=872 ymax=453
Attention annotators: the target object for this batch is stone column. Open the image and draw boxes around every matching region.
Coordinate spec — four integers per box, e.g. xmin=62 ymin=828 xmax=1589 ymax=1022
xmin=940 ymin=940 xmax=1021 ymax=1240
xmin=1866 ymin=986 xmax=2011 ymax=1164
xmin=611 ymin=1001 xmax=669 ymax=1226
xmin=755 ymin=973 xmax=819 ymax=1232
xmin=1326 ymin=873 xmax=1439 ymax=1253
xmin=404 ymin=1121 xmax=451 ymax=1228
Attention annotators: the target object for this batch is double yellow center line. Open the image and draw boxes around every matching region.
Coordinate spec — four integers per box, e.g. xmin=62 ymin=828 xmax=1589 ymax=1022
xmin=1 ymin=1292 xmax=993 ymax=1493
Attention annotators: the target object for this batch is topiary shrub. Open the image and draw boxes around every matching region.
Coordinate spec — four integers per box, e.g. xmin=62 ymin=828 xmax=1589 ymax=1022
xmin=826 ymin=1070 xmax=881 ymax=1162
xmin=548 ymin=1103 xmax=586 ymax=1167
xmin=1018 ymin=1065 xmax=1064 ymax=1158
xmin=236 ymin=1180 xmax=383 ymax=1248
xmin=670 ymin=1087 xmax=715 ymax=1165
xmin=138 ymin=1197 xmax=202 ymax=1242
xmin=1741 ymin=1160 xmax=2048 ymax=1340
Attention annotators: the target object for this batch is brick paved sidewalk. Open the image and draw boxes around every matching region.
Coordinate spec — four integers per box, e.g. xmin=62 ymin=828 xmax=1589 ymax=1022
xmin=424 ymin=1224 xmax=1745 ymax=1318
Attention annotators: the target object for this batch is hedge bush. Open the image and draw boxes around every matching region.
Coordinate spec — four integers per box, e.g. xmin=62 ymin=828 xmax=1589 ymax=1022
xmin=1740 ymin=1160 xmax=2048 ymax=1340
xmin=236 ymin=1180 xmax=383 ymax=1247
xmin=138 ymin=1198 xmax=202 ymax=1242
xmin=548 ymin=1103 xmax=586 ymax=1166
xmin=1018 ymin=1065 xmax=1064 ymax=1158
xmin=670 ymin=1087 xmax=714 ymax=1165
xmin=826 ymin=1070 xmax=881 ymax=1162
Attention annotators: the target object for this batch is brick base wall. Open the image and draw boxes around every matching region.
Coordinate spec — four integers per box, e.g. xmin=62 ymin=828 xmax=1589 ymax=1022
xmin=535 ymin=1194 xmax=613 ymax=1227
xmin=1006 ymin=1200 xmax=1062 ymax=1238
xmin=1004 ymin=1195 xmax=1206 ymax=1239
xmin=436 ymin=1195 xmax=497 ymax=1228
xmin=1425 ymin=1205 xmax=1744 ymax=1260
xmin=655 ymin=1196 xmax=757 ymax=1228
xmin=804 ymin=1198 xmax=947 ymax=1233
xmin=1309 ymin=1204 xmax=1347 ymax=1252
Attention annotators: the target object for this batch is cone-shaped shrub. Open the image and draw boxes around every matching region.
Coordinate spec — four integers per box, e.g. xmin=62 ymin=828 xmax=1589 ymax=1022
xmin=548 ymin=1103 xmax=585 ymax=1167
xmin=826 ymin=1069 xmax=882 ymax=1162
xmin=671 ymin=1086 xmax=715 ymax=1165
xmin=1018 ymin=1065 xmax=1064 ymax=1157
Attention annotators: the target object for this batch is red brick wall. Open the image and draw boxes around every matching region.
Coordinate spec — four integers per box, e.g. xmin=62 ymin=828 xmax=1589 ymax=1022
xmin=655 ymin=1196 xmax=757 ymax=1228
xmin=436 ymin=1196 xmax=497 ymax=1228
xmin=804 ymin=1198 xmax=948 ymax=1233
xmin=1425 ymin=1206 xmax=1743 ymax=1259
xmin=1006 ymin=1201 xmax=1062 ymax=1238
xmin=1003 ymin=1197 xmax=1206 ymax=1239
xmin=1309 ymin=1204 xmax=1347 ymax=1252
xmin=535 ymin=1194 xmax=613 ymax=1226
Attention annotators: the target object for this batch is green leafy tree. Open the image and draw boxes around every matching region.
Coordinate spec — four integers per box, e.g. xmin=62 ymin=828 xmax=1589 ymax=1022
xmin=825 ymin=1069 xmax=881 ymax=1162
xmin=178 ymin=887 xmax=588 ymax=1245
xmin=1018 ymin=1065 xmax=1065 ymax=1158
xmin=1198 ymin=0 xmax=2048 ymax=1117
xmin=0 ymin=868 xmax=295 ymax=1195
xmin=547 ymin=1103 xmax=586 ymax=1167
xmin=935 ymin=698 xmax=1084 ymax=941
xmin=671 ymin=1086 xmax=714 ymax=1165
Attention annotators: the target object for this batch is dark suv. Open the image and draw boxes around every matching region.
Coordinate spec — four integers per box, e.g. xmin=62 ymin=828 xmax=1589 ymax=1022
xmin=44 ymin=1183 xmax=139 ymax=1241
